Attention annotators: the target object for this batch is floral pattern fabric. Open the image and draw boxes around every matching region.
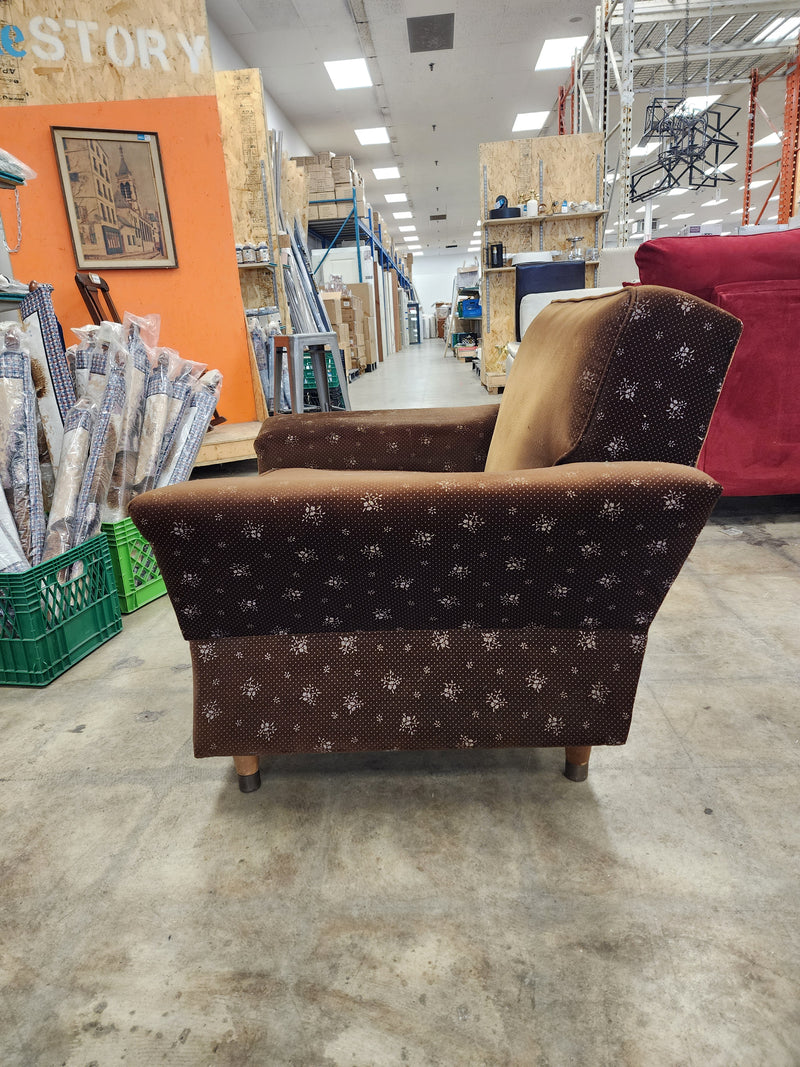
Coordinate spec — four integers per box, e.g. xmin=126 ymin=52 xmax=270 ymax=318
xmin=129 ymin=285 xmax=740 ymax=763
xmin=190 ymin=626 xmax=642 ymax=757
xmin=255 ymin=405 xmax=499 ymax=474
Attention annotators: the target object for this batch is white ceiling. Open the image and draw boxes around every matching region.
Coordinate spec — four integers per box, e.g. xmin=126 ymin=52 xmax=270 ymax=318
xmin=206 ymin=0 xmax=800 ymax=255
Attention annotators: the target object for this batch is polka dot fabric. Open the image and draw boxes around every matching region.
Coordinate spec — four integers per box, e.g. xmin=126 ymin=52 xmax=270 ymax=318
xmin=131 ymin=462 xmax=721 ymax=759
xmin=128 ymin=285 xmax=740 ymax=764
xmin=255 ymin=405 xmax=499 ymax=475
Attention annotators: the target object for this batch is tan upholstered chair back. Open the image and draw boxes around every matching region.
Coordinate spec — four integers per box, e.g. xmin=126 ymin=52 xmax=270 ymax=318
xmin=485 ymin=285 xmax=742 ymax=474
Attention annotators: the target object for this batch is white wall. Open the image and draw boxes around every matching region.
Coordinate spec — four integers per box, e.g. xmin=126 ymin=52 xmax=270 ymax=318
xmin=207 ymin=17 xmax=313 ymax=159
xmin=411 ymin=253 xmax=482 ymax=312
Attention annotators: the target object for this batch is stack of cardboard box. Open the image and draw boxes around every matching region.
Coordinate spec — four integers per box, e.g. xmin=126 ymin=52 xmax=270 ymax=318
xmin=320 ymin=285 xmax=378 ymax=374
xmin=293 ymin=152 xmax=368 ymax=221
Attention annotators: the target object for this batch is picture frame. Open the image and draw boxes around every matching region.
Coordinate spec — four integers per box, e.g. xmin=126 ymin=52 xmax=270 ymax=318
xmin=51 ymin=127 xmax=177 ymax=270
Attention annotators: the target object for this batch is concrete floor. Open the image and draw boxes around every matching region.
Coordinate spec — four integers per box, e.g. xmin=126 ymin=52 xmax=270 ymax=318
xmin=2 ymin=339 xmax=799 ymax=1066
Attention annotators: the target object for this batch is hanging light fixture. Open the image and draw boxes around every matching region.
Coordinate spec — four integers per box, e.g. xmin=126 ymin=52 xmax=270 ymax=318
xmin=630 ymin=1 xmax=739 ymax=202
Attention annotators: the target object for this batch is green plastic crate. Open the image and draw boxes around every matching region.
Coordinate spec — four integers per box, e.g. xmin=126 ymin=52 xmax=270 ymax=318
xmin=102 ymin=518 xmax=166 ymax=614
xmin=0 ymin=535 xmax=122 ymax=687
xmin=302 ymin=349 xmax=342 ymax=390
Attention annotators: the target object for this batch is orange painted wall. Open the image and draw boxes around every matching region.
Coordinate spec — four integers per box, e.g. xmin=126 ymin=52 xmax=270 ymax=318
xmin=0 ymin=95 xmax=256 ymax=422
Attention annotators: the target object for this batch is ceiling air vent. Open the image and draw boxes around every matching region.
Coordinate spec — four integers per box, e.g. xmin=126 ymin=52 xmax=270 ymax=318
xmin=430 ymin=213 xmax=447 ymax=221
xmin=407 ymin=14 xmax=455 ymax=53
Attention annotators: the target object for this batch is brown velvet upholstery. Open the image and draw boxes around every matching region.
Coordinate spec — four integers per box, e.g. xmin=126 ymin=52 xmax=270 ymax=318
xmin=255 ymin=404 xmax=499 ymax=473
xmin=129 ymin=285 xmax=742 ymax=786
xmin=486 ymin=285 xmax=741 ymax=472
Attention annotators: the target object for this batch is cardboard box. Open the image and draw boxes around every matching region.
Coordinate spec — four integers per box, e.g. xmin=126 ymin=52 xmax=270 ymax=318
xmin=307 ymin=203 xmax=320 ymax=221
xmin=317 ymin=203 xmax=338 ymax=219
xmin=335 ymin=183 xmax=355 ymax=201
xmin=349 ymin=282 xmax=375 ymax=316
xmin=322 ymin=293 xmax=343 ymax=323
xmin=331 ymin=154 xmax=354 ymax=174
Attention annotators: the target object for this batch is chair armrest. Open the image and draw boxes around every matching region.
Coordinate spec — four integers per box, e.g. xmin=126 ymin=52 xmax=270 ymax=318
xmin=254 ymin=405 xmax=499 ymax=474
xmin=130 ymin=461 xmax=720 ymax=642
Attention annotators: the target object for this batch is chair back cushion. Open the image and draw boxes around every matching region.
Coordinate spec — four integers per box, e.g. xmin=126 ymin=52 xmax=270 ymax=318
xmin=634 ymin=230 xmax=800 ymax=302
xmin=485 ymin=285 xmax=741 ymax=473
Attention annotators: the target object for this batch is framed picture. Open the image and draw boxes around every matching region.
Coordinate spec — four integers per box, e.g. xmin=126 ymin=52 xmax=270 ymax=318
xmin=51 ymin=127 xmax=177 ymax=270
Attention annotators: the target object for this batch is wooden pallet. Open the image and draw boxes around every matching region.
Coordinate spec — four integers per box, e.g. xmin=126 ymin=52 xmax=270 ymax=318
xmin=195 ymin=421 xmax=262 ymax=466
xmin=454 ymin=345 xmax=478 ymax=362
xmin=480 ymin=366 xmax=507 ymax=394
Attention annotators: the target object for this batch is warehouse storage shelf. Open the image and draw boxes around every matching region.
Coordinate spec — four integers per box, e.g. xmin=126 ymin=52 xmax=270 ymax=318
xmin=308 ymin=192 xmax=414 ymax=294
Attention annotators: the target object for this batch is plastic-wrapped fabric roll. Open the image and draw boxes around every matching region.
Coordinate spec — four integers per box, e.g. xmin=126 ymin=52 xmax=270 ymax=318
xmin=84 ymin=323 xmax=124 ymax=407
xmin=133 ymin=350 xmax=172 ymax=494
xmin=101 ymin=341 xmax=149 ymax=524
xmin=42 ymin=399 xmax=96 ymax=562
xmin=71 ymin=325 xmax=99 ymax=399
xmin=123 ymin=311 xmax=161 ymax=351
xmin=157 ymin=369 xmax=223 ymax=487
xmin=0 ymin=322 xmax=46 ymax=566
xmin=151 ymin=352 xmax=206 ymax=488
xmin=0 ymin=485 xmax=29 ymax=573
xmin=74 ymin=367 xmax=126 ymax=546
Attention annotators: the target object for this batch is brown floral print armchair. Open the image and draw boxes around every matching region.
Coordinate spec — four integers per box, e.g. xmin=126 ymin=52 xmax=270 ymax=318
xmin=130 ymin=286 xmax=741 ymax=793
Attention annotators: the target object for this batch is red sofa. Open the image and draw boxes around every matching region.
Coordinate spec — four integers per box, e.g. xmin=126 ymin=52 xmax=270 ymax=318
xmin=635 ymin=229 xmax=800 ymax=496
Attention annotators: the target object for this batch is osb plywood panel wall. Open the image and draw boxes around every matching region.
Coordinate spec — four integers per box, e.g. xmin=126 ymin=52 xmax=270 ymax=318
xmin=480 ymin=133 xmax=604 ymax=356
xmin=279 ymin=150 xmax=309 ymax=234
xmin=0 ymin=0 xmax=214 ymax=106
xmin=215 ymin=69 xmax=289 ymax=328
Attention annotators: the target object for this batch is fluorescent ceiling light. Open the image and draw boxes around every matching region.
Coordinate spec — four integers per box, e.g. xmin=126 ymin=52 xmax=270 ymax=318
xmin=754 ymin=15 xmax=800 ymax=43
xmin=413 ymin=251 xmax=424 ymax=256
xmin=754 ymin=133 xmax=781 ymax=147
xmin=512 ymin=111 xmax=549 ymax=132
xmin=393 ymin=211 xmax=413 ymax=219
xmin=672 ymin=213 xmax=694 ymax=220
xmin=667 ymin=188 xmax=688 ymax=196
xmin=675 ymin=95 xmax=720 ymax=114
xmin=738 ymin=179 xmax=771 ymax=189
xmin=701 ymin=198 xmax=727 ymax=206
xmin=403 ymin=236 xmax=418 ymax=242
xmin=635 ymin=204 xmax=660 ymax=213
xmin=704 ymin=162 xmax=736 ymax=175
xmin=384 ymin=193 xmax=407 ymax=203
xmin=535 ymin=36 xmax=587 ymax=71
xmin=604 ymin=228 xmax=615 ymax=235
xmin=631 ymin=141 xmax=659 ymax=157
xmin=408 ymin=245 xmax=422 ymax=251
xmin=768 ymin=215 xmax=778 ymax=221
xmin=373 ymin=166 xmax=400 ymax=180
xmin=355 ymin=126 xmax=390 ymax=145
xmin=324 ymin=58 xmax=372 ymax=90
xmin=398 ymin=225 xmax=416 ymax=232
xmin=704 ymin=218 xmax=723 ymax=224
xmin=728 ymin=209 xmax=742 ymax=215
xmin=472 ymin=230 xmax=480 ymax=236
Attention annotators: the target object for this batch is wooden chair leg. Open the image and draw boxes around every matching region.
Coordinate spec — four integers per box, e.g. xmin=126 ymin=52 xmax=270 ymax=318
xmin=564 ymin=745 xmax=591 ymax=782
xmin=233 ymin=754 xmax=261 ymax=793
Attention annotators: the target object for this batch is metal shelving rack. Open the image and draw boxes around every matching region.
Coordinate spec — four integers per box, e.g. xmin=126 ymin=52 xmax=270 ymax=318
xmin=307 ymin=191 xmax=415 ymax=295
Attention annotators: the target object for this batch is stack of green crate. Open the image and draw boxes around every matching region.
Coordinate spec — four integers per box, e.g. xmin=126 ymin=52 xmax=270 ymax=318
xmin=101 ymin=518 xmax=167 ymax=614
xmin=0 ymin=535 xmax=122 ymax=687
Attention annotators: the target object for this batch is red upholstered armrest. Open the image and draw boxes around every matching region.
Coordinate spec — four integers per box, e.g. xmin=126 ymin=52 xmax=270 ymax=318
xmin=635 ymin=230 xmax=800 ymax=302
xmin=254 ymin=405 xmax=499 ymax=474
xmin=130 ymin=461 xmax=720 ymax=643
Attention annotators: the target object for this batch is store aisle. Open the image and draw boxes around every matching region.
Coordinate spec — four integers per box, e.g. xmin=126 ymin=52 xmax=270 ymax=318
xmin=348 ymin=337 xmax=499 ymax=410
